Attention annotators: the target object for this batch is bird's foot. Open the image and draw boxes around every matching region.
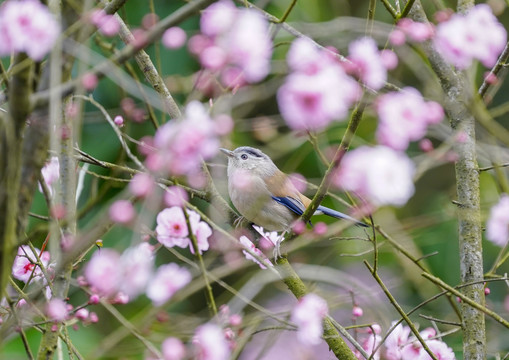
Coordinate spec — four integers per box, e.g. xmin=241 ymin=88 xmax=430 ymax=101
xmin=272 ymin=231 xmax=287 ymax=261
xmin=233 ymin=215 xmax=246 ymax=229
xmin=273 ymin=240 xmax=282 ymax=260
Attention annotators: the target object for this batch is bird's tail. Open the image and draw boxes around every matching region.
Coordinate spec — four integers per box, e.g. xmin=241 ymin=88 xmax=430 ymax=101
xmin=316 ymin=205 xmax=368 ymax=227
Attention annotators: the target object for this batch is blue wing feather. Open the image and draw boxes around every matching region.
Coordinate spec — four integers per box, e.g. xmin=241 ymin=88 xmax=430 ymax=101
xmin=272 ymin=196 xmax=304 ymax=216
xmin=317 ymin=205 xmax=368 ymax=227
xmin=272 ymin=196 xmax=368 ymax=228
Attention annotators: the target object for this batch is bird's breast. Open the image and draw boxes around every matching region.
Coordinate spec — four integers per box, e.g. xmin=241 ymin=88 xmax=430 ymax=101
xmin=228 ymin=171 xmax=295 ymax=231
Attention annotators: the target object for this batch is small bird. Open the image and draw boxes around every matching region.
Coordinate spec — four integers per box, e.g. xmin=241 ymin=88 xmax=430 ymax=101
xmin=220 ymin=146 xmax=367 ymax=255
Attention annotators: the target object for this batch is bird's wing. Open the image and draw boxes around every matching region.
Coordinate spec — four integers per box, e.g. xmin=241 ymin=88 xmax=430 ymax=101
xmin=271 ymin=195 xmax=306 ymax=216
xmin=266 ymin=170 xmax=307 ymax=216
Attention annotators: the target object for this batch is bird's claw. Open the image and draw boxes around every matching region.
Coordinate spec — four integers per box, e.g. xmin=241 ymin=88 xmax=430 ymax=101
xmin=272 ymin=232 xmax=286 ymax=261
xmin=233 ymin=215 xmax=246 ymax=229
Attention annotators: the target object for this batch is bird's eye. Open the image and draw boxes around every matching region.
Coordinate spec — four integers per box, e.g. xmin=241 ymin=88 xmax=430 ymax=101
xmin=240 ymin=154 xmax=248 ymax=160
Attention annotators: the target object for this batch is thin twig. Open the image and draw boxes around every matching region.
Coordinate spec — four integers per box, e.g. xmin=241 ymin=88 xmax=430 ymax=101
xmin=183 ymin=206 xmax=218 ymax=316
xmin=422 ymin=273 xmax=509 ymax=328
xmin=364 ymin=260 xmax=438 ymax=360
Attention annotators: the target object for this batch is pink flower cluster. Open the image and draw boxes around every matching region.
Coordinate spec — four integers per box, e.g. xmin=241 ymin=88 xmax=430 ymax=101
xmin=0 ymin=0 xmax=60 ymax=60
xmin=84 ymin=244 xmax=154 ymax=300
xmin=375 ymin=87 xmax=444 ymax=151
xmin=277 ymin=38 xmax=361 ymax=131
xmin=347 ymin=37 xmax=394 ymax=90
xmin=38 ymin=156 xmax=60 ymax=196
xmin=486 ymin=194 xmax=509 ymax=247
xmin=369 ymin=322 xmax=455 ymax=360
xmin=355 ymin=325 xmax=382 ymax=360
xmin=162 ymin=27 xmax=187 ymax=49
xmin=90 ymin=9 xmax=120 ymax=37
xmin=46 ymin=298 xmax=68 ymax=322
xmin=389 ymin=19 xmax=434 ymax=46
xmin=162 ymin=337 xmax=186 ymax=360
xmin=155 ymin=206 xmax=212 ymax=254
xmin=291 ymin=293 xmax=328 ymax=346
xmin=434 ymin=4 xmax=506 ymax=69
xmin=191 ymin=0 xmax=272 ymax=87
xmin=12 ymin=245 xmax=51 ymax=283
xmin=149 ymin=101 xmax=225 ymax=181
xmin=333 ymin=146 xmax=415 ymax=207
xmin=193 ymin=323 xmax=231 ymax=360
xmin=146 ymin=263 xmax=192 ymax=306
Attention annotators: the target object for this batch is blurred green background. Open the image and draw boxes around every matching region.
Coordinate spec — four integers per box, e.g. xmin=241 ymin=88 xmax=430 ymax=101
xmin=2 ymin=0 xmax=509 ymax=358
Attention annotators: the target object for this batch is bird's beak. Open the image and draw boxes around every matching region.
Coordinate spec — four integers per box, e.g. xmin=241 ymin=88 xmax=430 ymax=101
xmin=219 ymin=148 xmax=234 ymax=157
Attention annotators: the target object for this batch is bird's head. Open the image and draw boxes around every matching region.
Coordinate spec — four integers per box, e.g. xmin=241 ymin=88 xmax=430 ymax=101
xmin=220 ymin=146 xmax=277 ymax=177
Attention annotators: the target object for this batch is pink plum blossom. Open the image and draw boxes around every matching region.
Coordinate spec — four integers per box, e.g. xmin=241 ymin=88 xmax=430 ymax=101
xmin=200 ymin=0 xmax=236 ymax=37
xmin=314 ymin=222 xmax=328 ymax=235
xmin=89 ymin=294 xmax=100 ymax=304
xmin=375 ymin=87 xmax=444 ymax=151
xmin=109 ymin=200 xmax=135 ymax=224
xmin=352 ymin=306 xmax=363 ymax=317
xmin=239 ymin=236 xmax=272 ymax=269
xmin=278 ymin=38 xmax=361 ymax=131
xmin=90 ymin=9 xmax=120 ymax=37
xmin=81 ymin=72 xmax=98 ymax=90
xmin=84 ymin=249 xmax=122 ymax=296
xmin=0 ymin=0 xmax=60 ymax=60
xmin=226 ymin=9 xmax=272 ymax=83
xmin=278 ymin=65 xmax=361 ymax=131
xmin=12 ymin=245 xmax=50 ymax=283
xmin=434 ymin=4 xmax=506 ymax=69
xmin=151 ymin=101 xmax=219 ymax=178
xmin=391 ymin=18 xmax=434 ymax=44
xmin=193 ymin=323 xmax=230 ymax=360
xmin=188 ymin=211 xmax=213 ymax=255
xmin=89 ymin=312 xmax=99 ymax=323
xmin=252 ymin=225 xmax=279 ymax=249
xmin=75 ymin=308 xmax=89 ymax=321
xmin=333 ymin=146 xmax=415 ymax=207
xmin=118 ymin=243 xmax=154 ymax=297
xmin=162 ymin=27 xmax=187 ymax=49
xmin=46 ymin=298 xmax=68 ymax=322
xmin=155 ymin=207 xmax=212 ymax=254
xmin=162 ymin=337 xmax=186 ymax=360
xmin=146 ymin=263 xmax=192 ymax=306
xmin=129 ymin=173 xmax=155 ymax=198
xmin=229 ymin=314 xmax=242 ymax=327
xmin=291 ymin=293 xmax=328 ymax=346
xmin=195 ymin=0 xmax=272 ymax=85
xmin=112 ymin=292 xmax=129 ymax=304
xmin=357 ymin=332 xmax=382 ymax=360
xmin=348 ymin=37 xmax=388 ymax=90
xmin=389 ymin=29 xmax=407 ymax=46
xmin=156 ymin=207 xmax=190 ymax=248
xmin=383 ymin=322 xmax=455 ymax=360
xmin=380 ymin=49 xmax=398 ymax=70
xmin=114 ymin=115 xmax=124 ymax=127
xmin=486 ymin=194 xmax=509 ymax=247
xmin=286 ymin=37 xmax=331 ymax=75
xmin=164 ymin=186 xmax=189 ymax=207
xmin=385 ymin=322 xmax=411 ymax=360
xmin=419 ymin=139 xmax=434 ymax=152
xmin=39 ymin=156 xmax=60 ymax=196
xmin=422 ymin=340 xmax=455 ymax=360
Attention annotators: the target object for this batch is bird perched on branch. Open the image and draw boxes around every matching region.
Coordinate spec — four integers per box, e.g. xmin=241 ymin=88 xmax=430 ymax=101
xmin=220 ymin=146 xmax=367 ymax=256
